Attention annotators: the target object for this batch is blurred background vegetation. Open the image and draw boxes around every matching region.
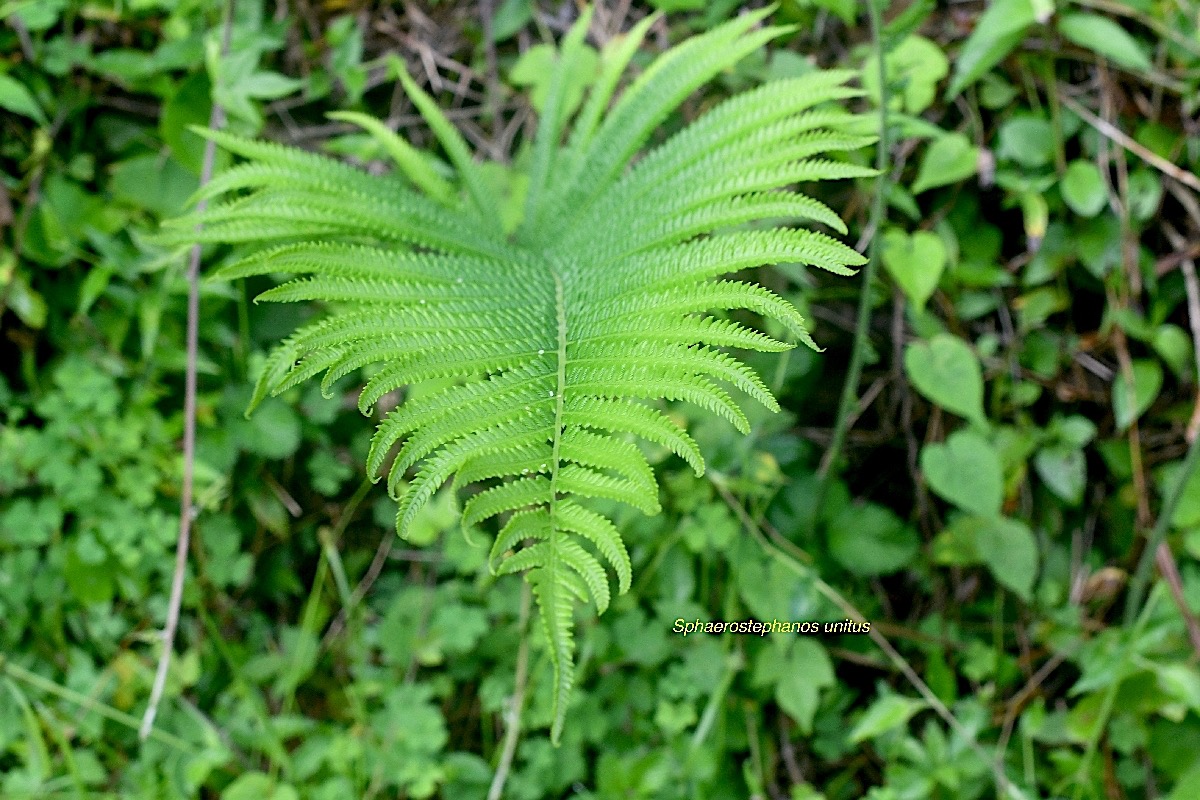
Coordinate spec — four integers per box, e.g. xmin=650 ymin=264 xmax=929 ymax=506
xmin=3 ymin=0 xmax=1200 ymax=798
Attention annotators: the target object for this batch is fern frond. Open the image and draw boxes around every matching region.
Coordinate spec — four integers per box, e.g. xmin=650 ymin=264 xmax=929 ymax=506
xmin=181 ymin=6 xmax=873 ymax=744
xmin=325 ymin=111 xmax=456 ymax=203
xmin=393 ymin=61 xmax=500 ymax=225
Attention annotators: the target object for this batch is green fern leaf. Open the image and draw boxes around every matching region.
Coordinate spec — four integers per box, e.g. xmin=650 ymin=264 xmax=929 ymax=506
xmin=173 ymin=7 xmax=874 ymax=744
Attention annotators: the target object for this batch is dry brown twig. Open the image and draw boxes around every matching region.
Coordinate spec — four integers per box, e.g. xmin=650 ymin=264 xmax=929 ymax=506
xmin=1159 ymin=214 xmax=1200 ymax=656
xmin=1059 ymin=94 xmax=1200 ymax=193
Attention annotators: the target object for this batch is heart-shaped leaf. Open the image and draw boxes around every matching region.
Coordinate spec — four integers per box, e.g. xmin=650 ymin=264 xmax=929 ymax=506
xmin=975 ymin=516 xmax=1038 ymax=601
xmin=946 ymin=0 xmax=1038 ymax=98
xmin=912 ymin=133 xmax=979 ymax=194
xmin=849 ymin=694 xmax=927 ymax=744
xmin=882 ymin=228 xmax=947 ymax=311
xmin=1033 ymin=445 xmax=1086 ymax=506
xmin=1112 ymin=359 xmax=1162 ymax=430
xmin=904 ymin=334 xmax=986 ymax=427
xmin=828 ymin=503 xmax=920 ymax=576
xmin=1057 ymin=13 xmax=1152 ymax=73
xmin=1061 ymin=160 xmax=1107 ymax=217
xmin=921 ymin=429 xmax=1004 ymax=517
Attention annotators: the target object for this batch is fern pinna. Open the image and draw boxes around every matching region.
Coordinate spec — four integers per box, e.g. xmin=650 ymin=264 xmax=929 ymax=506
xmin=163 ymin=7 xmax=874 ymax=741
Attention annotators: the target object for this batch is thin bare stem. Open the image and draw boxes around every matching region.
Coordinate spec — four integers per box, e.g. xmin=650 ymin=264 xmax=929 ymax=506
xmin=488 ymin=581 xmax=533 ymax=800
xmin=1124 ymin=432 xmax=1200 ymax=625
xmin=2 ymin=656 xmax=194 ymax=752
xmin=319 ymin=478 xmax=390 ymax=650
xmin=820 ymin=0 xmax=889 ymax=483
xmin=140 ymin=0 xmax=234 ymax=742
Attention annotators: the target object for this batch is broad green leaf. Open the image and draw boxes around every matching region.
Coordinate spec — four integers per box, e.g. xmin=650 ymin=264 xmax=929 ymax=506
xmin=774 ymin=639 xmax=835 ymax=734
xmin=0 ymin=73 xmax=46 ymax=125
xmin=160 ymin=72 xmax=213 ymax=174
xmin=998 ymin=116 xmax=1055 ymax=169
xmin=241 ymin=71 xmax=304 ymax=100
xmin=849 ymin=694 xmax=926 ymax=743
xmin=930 ymin=515 xmax=983 ymax=565
xmin=1076 ymin=214 xmax=1123 ymax=278
xmin=4 ymin=273 xmax=47 ymax=329
xmin=681 ymin=503 xmax=738 ymax=552
xmin=1127 ymin=169 xmax=1163 ymax=220
xmin=904 ymin=334 xmax=986 ymax=426
xmin=1112 ymin=359 xmax=1162 ymax=430
xmin=921 ymin=429 xmax=1004 ymax=517
xmin=1049 ymin=415 xmax=1097 ymax=449
xmin=978 ymin=73 xmax=1019 ymax=109
xmin=828 ymin=503 xmax=920 ymax=576
xmin=1020 ymin=191 xmax=1049 ymax=244
xmin=946 ymin=0 xmax=1038 ymax=98
xmin=509 ymin=42 xmax=599 ymax=116
xmin=1061 ymin=160 xmax=1107 ymax=217
xmin=1034 ymin=445 xmax=1086 ymax=505
xmin=1153 ymin=324 xmax=1193 ymax=379
xmin=862 ymin=35 xmax=948 ymax=115
xmin=881 ymin=228 xmax=946 ymax=311
xmin=1167 ymin=761 xmax=1200 ymax=800
xmin=1154 ymin=663 xmax=1200 ymax=714
xmin=404 ymin=487 xmax=458 ymax=548
xmin=654 ymin=699 xmax=697 ymax=735
xmin=111 ymin=154 xmax=199 ymax=217
xmin=809 ymin=0 xmax=856 ymax=24
xmin=222 ymin=772 xmax=300 ymax=800
xmin=242 ymin=398 xmax=302 ymax=459
xmin=64 ymin=545 xmax=114 ymax=605
xmin=1057 ymin=13 xmax=1152 ymax=72
xmin=883 ymin=0 xmax=937 ymax=48
xmin=491 ymin=0 xmax=534 ymax=41
xmin=975 ymin=516 xmax=1038 ymax=600
xmin=1155 ymin=460 xmax=1200 ymax=529
xmin=0 ymin=498 xmax=61 ymax=547
xmin=911 ymin=133 xmax=978 ymax=194
xmin=89 ymin=48 xmax=158 ymax=85
xmin=735 ymin=541 xmax=827 ymax=623
xmin=1 ymin=0 xmax=66 ymax=30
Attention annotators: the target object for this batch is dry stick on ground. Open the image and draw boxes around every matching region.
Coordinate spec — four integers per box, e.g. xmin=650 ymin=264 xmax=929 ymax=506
xmin=1084 ymin=80 xmax=1200 ymax=649
xmin=1155 ymin=544 xmax=1200 ymax=656
xmin=778 ymin=716 xmax=804 ymax=787
xmin=1088 ymin=73 xmax=1155 ymax=533
xmin=8 ymin=12 xmax=34 ymax=60
xmin=139 ymin=1 xmax=234 ymax=742
xmin=1156 ymin=241 xmax=1200 ymax=277
xmin=993 ymin=647 xmax=1077 ymax=784
xmin=1122 ymin=189 xmax=1200 ymax=627
xmin=1059 ymin=94 xmax=1200 ymax=193
xmin=1156 ymin=217 xmax=1200 ymax=656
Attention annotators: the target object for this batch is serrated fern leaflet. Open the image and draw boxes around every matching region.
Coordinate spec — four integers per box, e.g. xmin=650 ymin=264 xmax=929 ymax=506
xmin=161 ymin=7 xmax=873 ymax=742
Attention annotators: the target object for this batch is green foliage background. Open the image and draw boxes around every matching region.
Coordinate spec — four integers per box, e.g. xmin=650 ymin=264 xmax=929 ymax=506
xmin=3 ymin=1 xmax=1200 ymax=798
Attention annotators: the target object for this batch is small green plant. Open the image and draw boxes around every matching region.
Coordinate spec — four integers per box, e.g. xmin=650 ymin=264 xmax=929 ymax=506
xmin=162 ymin=7 xmax=872 ymax=740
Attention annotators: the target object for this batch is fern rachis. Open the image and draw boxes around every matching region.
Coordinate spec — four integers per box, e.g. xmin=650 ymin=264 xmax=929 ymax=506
xmin=163 ymin=7 xmax=874 ymax=742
